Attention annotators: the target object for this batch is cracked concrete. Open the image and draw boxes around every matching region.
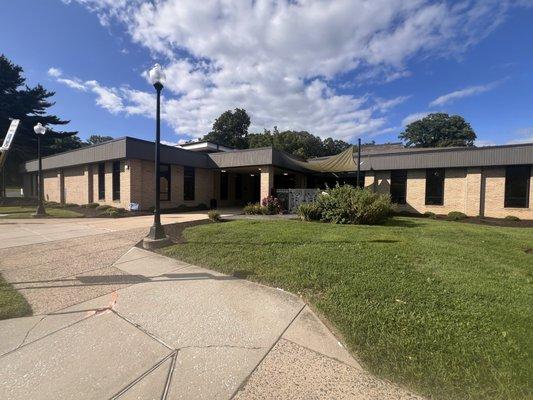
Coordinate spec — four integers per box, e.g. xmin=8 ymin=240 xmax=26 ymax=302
xmin=0 ymin=218 xmax=424 ymax=399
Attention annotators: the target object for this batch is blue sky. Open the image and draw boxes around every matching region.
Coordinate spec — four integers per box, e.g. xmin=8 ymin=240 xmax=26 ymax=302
xmin=1 ymin=0 xmax=532 ymax=146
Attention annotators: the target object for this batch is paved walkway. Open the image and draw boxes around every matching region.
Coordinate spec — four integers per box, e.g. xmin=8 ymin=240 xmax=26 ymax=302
xmin=0 ymin=211 xmax=223 ymax=249
xmin=0 ymin=246 xmax=423 ymax=399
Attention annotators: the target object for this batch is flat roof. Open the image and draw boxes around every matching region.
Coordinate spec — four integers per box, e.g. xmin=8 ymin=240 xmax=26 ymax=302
xmin=22 ymin=137 xmax=533 ymax=173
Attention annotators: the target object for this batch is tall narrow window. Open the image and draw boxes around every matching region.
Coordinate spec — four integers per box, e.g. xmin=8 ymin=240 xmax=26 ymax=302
xmin=220 ymin=172 xmax=228 ymax=200
xmin=160 ymin=164 xmax=171 ymax=201
xmin=112 ymin=161 xmax=121 ymax=201
xmin=390 ymin=170 xmax=407 ymax=204
xmin=98 ymin=163 xmax=105 ymax=200
xmin=235 ymin=173 xmax=242 ymax=200
xmin=184 ymin=166 xmax=195 ymax=201
xmin=425 ymin=168 xmax=444 ymax=205
xmin=505 ymin=165 xmax=530 ymax=208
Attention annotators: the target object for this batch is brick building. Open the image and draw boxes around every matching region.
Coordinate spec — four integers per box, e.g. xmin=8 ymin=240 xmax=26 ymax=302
xmin=22 ymin=137 xmax=533 ymax=219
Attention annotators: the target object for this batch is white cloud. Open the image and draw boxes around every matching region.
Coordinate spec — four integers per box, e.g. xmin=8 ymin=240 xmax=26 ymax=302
xmin=57 ymin=77 xmax=88 ymax=91
xmin=429 ymin=81 xmax=501 ymax=107
xmin=60 ymin=0 xmax=526 ymax=141
xmin=47 ymin=67 xmax=62 ymax=77
xmin=475 ymin=139 xmax=497 ymax=147
xmin=507 ymin=127 xmax=533 ymax=144
xmin=402 ymin=112 xmax=430 ymax=127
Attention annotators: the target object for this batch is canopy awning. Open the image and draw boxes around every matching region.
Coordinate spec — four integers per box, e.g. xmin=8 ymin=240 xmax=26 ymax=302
xmin=292 ymin=146 xmax=357 ymax=173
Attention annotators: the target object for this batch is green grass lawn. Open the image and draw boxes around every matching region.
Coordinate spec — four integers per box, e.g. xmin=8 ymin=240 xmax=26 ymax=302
xmin=0 ymin=274 xmax=32 ymax=320
xmin=164 ymin=217 xmax=533 ymax=400
xmin=0 ymin=206 xmax=84 ymax=218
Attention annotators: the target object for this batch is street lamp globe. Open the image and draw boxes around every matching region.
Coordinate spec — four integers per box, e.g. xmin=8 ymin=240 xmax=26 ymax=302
xmin=34 ymin=123 xmax=46 ymax=135
xmin=148 ymin=63 xmax=165 ymax=87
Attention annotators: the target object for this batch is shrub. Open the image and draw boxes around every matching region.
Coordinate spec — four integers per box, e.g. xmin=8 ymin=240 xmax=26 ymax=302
xmin=447 ymin=211 xmax=467 ymax=221
xmin=63 ymin=202 xmax=78 ymax=208
xmin=316 ymin=185 xmax=392 ymax=225
xmin=45 ymin=201 xmax=61 ymax=208
xmin=243 ymin=203 xmax=265 ymax=215
xmin=106 ymin=209 xmax=120 ymax=218
xmin=297 ymin=202 xmax=322 ymax=221
xmin=424 ymin=211 xmax=437 ymax=219
xmin=208 ymin=210 xmax=221 ymax=222
xmin=197 ymin=203 xmax=208 ymax=210
xmin=96 ymin=204 xmax=112 ymax=211
xmin=505 ymin=215 xmax=520 ymax=222
xmin=261 ymin=196 xmax=283 ymax=215
xmin=85 ymin=202 xmax=100 ymax=209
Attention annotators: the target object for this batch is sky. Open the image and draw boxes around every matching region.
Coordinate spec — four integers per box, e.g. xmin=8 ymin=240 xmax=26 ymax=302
xmin=1 ymin=0 xmax=533 ymax=147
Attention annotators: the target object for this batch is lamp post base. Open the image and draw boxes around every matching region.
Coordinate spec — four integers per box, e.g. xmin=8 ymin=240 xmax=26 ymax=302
xmin=143 ymin=223 xmax=171 ymax=250
xmin=33 ymin=204 xmax=47 ymax=218
xmin=142 ymin=235 xmax=171 ymax=250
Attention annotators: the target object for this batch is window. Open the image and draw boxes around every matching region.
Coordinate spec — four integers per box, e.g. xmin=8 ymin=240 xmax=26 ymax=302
xmin=160 ymin=164 xmax=171 ymax=201
xmin=235 ymin=173 xmax=242 ymax=199
xmin=184 ymin=166 xmax=195 ymax=201
xmin=98 ymin=163 xmax=105 ymax=200
xmin=220 ymin=172 xmax=228 ymax=200
xmin=112 ymin=161 xmax=121 ymax=201
xmin=425 ymin=168 xmax=444 ymax=205
xmin=390 ymin=170 xmax=407 ymax=204
xmin=505 ymin=165 xmax=530 ymax=208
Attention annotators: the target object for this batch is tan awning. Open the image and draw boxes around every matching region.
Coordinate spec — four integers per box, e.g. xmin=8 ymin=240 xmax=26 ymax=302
xmin=292 ymin=146 xmax=357 ymax=173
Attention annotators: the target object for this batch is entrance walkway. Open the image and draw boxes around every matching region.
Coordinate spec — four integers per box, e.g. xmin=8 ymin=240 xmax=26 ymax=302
xmin=0 ymin=247 xmax=423 ymax=399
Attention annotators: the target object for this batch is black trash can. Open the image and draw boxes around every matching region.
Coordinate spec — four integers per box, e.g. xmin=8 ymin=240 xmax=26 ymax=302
xmin=210 ymin=198 xmax=217 ymax=210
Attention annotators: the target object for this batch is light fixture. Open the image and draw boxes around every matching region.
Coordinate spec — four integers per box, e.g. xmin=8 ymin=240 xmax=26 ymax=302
xmin=250 ymin=173 xmax=255 ymax=177
xmin=34 ymin=123 xmax=46 ymax=135
xmin=283 ymin=172 xmax=289 ymax=176
xmin=258 ymin=168 xmax=261 ymax=171
xmin=221 ymin=170 xmax=226 ymax=173
xmin=148 ymin=63 xmax=166 ymax=86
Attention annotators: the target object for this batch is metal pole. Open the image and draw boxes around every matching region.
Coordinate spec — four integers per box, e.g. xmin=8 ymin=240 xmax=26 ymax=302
xmin=35 ymin=134 xmax=46 ymax=216
xmin=148 ymin=82 xmax=165 ymax=239
xmin=356 ymin=138 xmax=361 ymax=188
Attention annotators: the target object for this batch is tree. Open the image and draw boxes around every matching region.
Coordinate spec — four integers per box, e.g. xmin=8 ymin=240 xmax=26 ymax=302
xmin=0 ymin=55 xmax=78 ymax=184
xmin=201 ymin=108 xmax=250 ymax=149
xmin=399 ymin=113 xmax=476 ymax=147
xmin=248 ymin=127 xmax=350 ymax=158
xmin=86 ymin=135 xmax=114 ymax=145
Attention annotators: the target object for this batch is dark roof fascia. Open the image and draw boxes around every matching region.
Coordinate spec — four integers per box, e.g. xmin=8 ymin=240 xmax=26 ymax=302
xmin=360 ymin=142 xmax=533 ymax=171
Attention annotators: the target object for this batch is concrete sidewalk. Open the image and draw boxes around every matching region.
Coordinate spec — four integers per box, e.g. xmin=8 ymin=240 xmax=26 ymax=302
xmin=0 ymin=248 xmax=423 ymax=400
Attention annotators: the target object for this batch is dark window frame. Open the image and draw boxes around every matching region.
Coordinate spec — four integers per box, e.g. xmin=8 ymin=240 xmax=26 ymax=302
xmin=235 ymin=173 xmax=243 ymax=200
xmin=504 ymin=165 xmax=530 ymax=208
xmin=425 ymin=168 xmax=445 ymax=206
xmin=220 ymin=172 xmax=228 ymax=200
xmin=112 ymin=161 xmax=121 ymax=201
xmin=160 ymin=164 xmax=171 ymax=202
xmin=184 ymin=166 xmax=195 ymax=201
xmin=98 ymin=162 xmax=105 ymax=201
xmin=390 ymin=170 xmax=407 ymax=205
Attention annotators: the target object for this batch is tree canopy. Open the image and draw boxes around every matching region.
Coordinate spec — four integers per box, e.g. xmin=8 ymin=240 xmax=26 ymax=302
xmin=201 ymin=108 xmax=250 ymax=149
xmin=203 ymin=109 xmax=351 ymax=158
xmin=399 ymin=113 xmax=476 ymax=147
xmin=0 ymin=54 xmax=78 ymax=184
xmin=86 ymin=135 xmax=114 ymax=145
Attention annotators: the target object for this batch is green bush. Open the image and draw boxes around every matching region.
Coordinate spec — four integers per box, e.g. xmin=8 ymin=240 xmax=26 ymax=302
xmin=316 ymin=185 xmax=392 ymax=225
xmin=85 ymin=202 xmax=100 ymax=209
xmin=106 ymin=209 xmax=120 ymax=218
xmin=64 ymin=203 xmax=78 ymax=208
xmin=96 ymin=204 xmax=112 ymax=211
xmin=447 ymin=211 xmax=467 ymax=221
xmin=505 ymin=215 xmax=520 ymax=221
xmin=297 ymin=202 xmax=322 ymax=221
xmin=197 ymin=203 xmax=208 ymax=210
xmin=243 ymin=203 xmax=265 ymax=215
xmin=424 ymin=211 xmax=437 ymax=219
xmin=208 ymin=210 xmax=221 ymax=222
xmin=44 ymin=201 xmax=61 ymax=208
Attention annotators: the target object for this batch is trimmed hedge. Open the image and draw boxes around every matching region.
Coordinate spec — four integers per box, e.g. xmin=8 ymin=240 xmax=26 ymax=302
xmin=447 ymin=211 xmax=467 ymax=221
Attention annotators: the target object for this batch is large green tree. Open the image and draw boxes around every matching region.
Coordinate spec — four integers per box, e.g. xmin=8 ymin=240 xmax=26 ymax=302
xmin=85 ymin=135 xmax=114 ymax=145
xmin=202 ymin=108 xmax=250 ymax=149
xmin=399 ymin=113 xmax=476 ymax=147
xmin=249 ymin=127 xmax=350 ymax=158
xmin=0 ymin=55 xmax=78 ymax=184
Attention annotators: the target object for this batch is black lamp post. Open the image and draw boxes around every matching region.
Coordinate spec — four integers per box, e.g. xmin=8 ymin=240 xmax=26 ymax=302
xmin=33 ymin=123 xmax=47 ymax=217
xmin=147 ymin=64 xmax=166 ymax=240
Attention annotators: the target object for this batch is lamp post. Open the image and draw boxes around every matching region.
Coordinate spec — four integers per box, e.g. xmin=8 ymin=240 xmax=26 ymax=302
xmin=146 ymin=64 xmax=167 ymax=241
xmin=33 ymin=123 xmax=47 ymax=217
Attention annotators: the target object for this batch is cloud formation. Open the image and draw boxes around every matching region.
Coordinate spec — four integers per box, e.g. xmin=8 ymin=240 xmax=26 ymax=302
xmin=429 ymin=81 xmax=501 ymax=107
xmin=59 ymin=0 xmax=525 ymax=141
